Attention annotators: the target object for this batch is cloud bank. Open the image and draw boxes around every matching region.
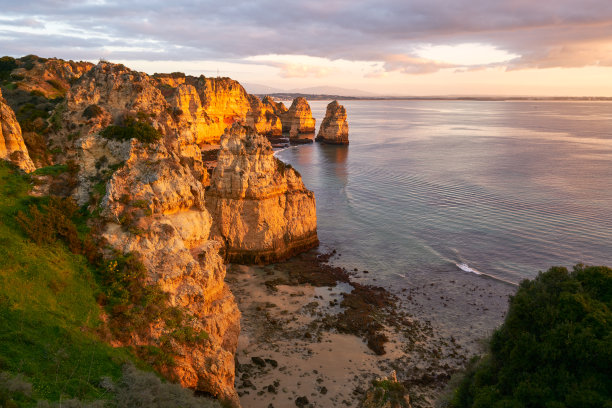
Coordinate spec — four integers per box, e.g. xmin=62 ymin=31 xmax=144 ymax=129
xmin=1 ymin=0 xmax=612 ymax=76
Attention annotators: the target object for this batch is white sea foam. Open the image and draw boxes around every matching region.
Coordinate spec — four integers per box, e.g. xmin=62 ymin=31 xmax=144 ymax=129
xmin=456 ymin=262 xmax=482 ymax=275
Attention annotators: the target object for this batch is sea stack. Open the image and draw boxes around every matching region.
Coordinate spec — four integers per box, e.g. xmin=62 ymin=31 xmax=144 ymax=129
xmin=316 ymin=100 xmax=349 ymax=145
xmin=281 ymin=97 xmax=316 ymax=143
xmin=207 ymin=123 xmax=319 ymax=263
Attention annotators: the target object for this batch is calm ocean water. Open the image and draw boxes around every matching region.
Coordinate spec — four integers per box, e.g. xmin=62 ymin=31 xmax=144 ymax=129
xmin=276 ymin=100 xmax=612 ymax=287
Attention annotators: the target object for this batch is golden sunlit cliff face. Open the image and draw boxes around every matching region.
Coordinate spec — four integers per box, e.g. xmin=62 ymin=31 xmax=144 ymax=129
xmin=207 ymin=123 xmax=319 ymax=263
xmin=316 ymin=100 xmax=349 ymax=145
xmin=154 ymin=73 xmax=282 ymax=144
xmin=54 ymin=62 xmax=241 ymax=406
xmin=0 ymin=88 xmax=36 ymax=172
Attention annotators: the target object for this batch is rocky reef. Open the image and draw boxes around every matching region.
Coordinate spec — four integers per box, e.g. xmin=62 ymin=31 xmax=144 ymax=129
xmin=316 ymin=100 xmax=349 ymax=145
xmin=207 ymin=123 xmax=319 ymax=263
xmin=0 ymin=88 xmax=35 ymax=172
xmin=280 ymin=97 xmax=316 ymax=143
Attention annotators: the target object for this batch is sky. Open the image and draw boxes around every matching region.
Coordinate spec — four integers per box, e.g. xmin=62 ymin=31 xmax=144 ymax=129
xmin=1 ymin=0 xmax=612 ymax=96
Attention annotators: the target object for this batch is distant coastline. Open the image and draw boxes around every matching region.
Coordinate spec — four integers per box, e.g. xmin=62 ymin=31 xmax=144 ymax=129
xmin=257 ymin=93 xmax=612 ymax=102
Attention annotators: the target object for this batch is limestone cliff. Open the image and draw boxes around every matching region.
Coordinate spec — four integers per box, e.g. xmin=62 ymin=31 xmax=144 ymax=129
xmin=316 ymin=100 xmax=349 ymax=145
xmin=58 ymin=62 xmax=241 ymax=406
xmin=206 ymin=124 xmax=319 ymax=263
xmin=280 ymin=97 xmax=316 ymax=143
xmin=154 ymin=73 xmax=282 ymax=145
xmin=0 ymin=88 xmax=35 ymax=172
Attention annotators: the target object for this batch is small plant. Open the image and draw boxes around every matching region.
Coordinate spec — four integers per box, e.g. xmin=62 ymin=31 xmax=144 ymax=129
xmin=101 ymin=117 xmax=162 ymax=144
xmin=33 ymin=164 xmax=69 ymax=176
xmin=0 ymin=56 xmax=17 ymax=81
xmin=49 ymin=103 xmax=66 ymax=131
xmin=83 ymin=104 xmax=104 ymax=119
xmin=45 ymin=79 xmax=64 ymax=91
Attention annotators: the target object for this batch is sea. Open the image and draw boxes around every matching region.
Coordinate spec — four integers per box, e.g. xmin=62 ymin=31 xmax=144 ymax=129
xmin=276 ymin=100 xmax=612 ymax=291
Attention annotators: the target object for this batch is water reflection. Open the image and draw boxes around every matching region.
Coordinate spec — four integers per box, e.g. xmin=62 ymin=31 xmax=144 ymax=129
xmin=318 ymin=144 xmax=349 ymax=184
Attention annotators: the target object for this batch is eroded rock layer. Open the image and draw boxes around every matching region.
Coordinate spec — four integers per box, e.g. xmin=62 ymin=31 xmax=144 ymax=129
xmin=207 ymin=124 xmax=319 ymax=263
xmin=0 ymin=88 xmax=36 ymax=172
xmin=316 ymin=100 xmax=349 ymax=145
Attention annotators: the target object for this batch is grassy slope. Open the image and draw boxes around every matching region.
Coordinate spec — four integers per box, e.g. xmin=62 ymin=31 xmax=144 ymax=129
xmin=0 ymin=162 xmax=137 ymax=404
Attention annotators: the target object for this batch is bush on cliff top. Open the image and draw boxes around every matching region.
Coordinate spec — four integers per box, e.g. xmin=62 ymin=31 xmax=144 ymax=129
xmin=101 ymin=117 xmax=161 ymax=144
xmin=451 ymin=265 xmax=612 ymax=408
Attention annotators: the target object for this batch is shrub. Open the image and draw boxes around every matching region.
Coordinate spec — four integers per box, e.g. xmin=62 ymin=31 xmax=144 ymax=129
xmin=45 ymin=79 xmax=64 ymax=91
xmin=451 ymin=265 xmax=612 ymax=408
xmin=115 ymin=364 xmax=220 ymax=408
xmin=23 ymin=131 xmax=52 ymax=166
xmin=83 ymin=104 xmax=104 ymax=119
xmin=49 ymin=103 xmax=66 ymax=131
xmin=0 ymin=56 xmax=17 ymax=80
xmin=101 ymin=117 xmax=162 ymax=144
xmin=16 ymin=196 xmax=82 ymax=253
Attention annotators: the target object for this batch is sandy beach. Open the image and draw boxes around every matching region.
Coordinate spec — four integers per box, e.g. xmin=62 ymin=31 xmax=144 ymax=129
xmin=226 ymin=250 xmax=516 ymax=408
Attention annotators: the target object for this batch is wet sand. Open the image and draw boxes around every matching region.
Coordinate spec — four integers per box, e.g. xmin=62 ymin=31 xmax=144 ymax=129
xmin=226 ymin=250 xmax=516 ymax=408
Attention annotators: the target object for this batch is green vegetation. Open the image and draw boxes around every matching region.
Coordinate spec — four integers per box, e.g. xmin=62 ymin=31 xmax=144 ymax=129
xmin=0 ymin=161 xmax=134 ymax=404
xmin=83 ymin=104 xmax=104 ymax=119
xmin=49 ymin=102 xmax=66 ymax=131
xmin=33 ymin=164 xmax=69 ymax=176
xmin=0 ymin=161 xmax=214 ymax=406
xmin=451 ymin=265 xmax=612 ymax=408
xmin=0 ymin=56 xmax=17 ymax=81
xmin=1 ymin=81 xmax=64 ymax=167
xmin=100 ymin=117 xmax=161 ymax=144
xmin=19 ymin=55 xmax=46 ymax=71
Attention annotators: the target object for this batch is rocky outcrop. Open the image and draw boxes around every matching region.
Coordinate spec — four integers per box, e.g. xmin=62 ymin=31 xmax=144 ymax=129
xmin=0 ymin=88 xmax=35 ymax=172
xmin=61 ymin=62 xmax=241 ymax=406
xmin=154 ymin=74 xmax=283 ymax=145
xmin=246 ymin=94 xmax=282 ymax=137
xmin=207 ymin=124 xmax=318 ymax=263
xmin=9 ymin=55 xmax=93 ymax=98
xmin=60 ymin=63 xmax=207 ymax=199
xmin=262 ymin=96 xmax=287 ymax=116
xmin=280 ymin=97 xmax=316 ymax=143
xmin=101 ymin=143 xmax=240 ymax=406
xmin=316 ymin=100 xmax=349 ymax=145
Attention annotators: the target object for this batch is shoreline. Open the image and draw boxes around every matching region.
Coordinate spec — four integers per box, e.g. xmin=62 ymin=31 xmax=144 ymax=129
xmin=226 ymin=250 xmax=515 ymax=408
